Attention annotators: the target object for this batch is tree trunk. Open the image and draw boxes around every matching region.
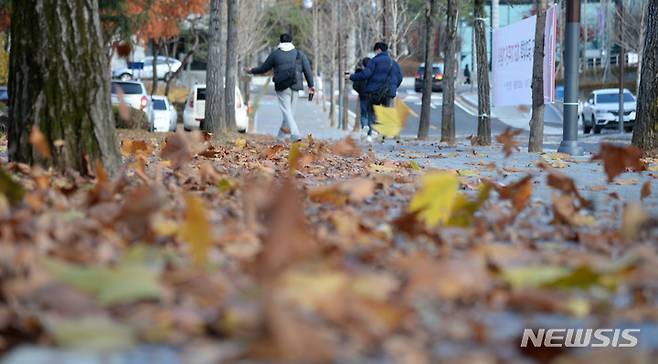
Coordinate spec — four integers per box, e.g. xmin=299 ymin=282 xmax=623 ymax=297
xmin=8 ymin=0 xmax=120 ymax=174
xmin=632 ymin=0 xmax=658 ymax=154
xmin=165 ymin=30 xmax=199 ymax=97
xmin=474 ymin=0 xmax=491 ymax=145
xmin=636 ymin=3 xmax=646 ymax=96
xmin=224 ymin=0 xmax=238 ymax=131
xmin=441 ymin=0 xmax=458 ymax=144
xmin=151 ymin=39 xmax=159 ymax=96
xmin=204 ymin=0 xmax=226 ymax=134
xmin=528 ymin=0 xmax=547 ymax=152
xmin=418 ymin=0 xmax=436 ymax=140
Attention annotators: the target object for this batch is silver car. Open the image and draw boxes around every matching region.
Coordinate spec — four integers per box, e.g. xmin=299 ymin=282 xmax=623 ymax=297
xmin=582 ymin=89 xmax=636 ymax=134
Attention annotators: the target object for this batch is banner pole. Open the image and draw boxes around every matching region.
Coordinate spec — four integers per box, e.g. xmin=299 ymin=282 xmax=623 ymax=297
xmin=558 ymin=0 xmax=584 ymax=156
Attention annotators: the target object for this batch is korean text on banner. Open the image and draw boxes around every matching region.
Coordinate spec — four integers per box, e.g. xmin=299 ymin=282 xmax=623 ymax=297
xmin=492 ymin=5 xmax=558 ymax=107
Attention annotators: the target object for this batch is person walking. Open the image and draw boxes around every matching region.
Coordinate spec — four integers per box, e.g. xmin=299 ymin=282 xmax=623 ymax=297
xmin=352 ymin=57 xmax=374 ymax=141
xmin=245 ymin=33 xmax=314 ymax=142
xmin=346 ymin=42 xmax=402 ymax=141
xmin=463 ymin=65 xmax=471 ymax=85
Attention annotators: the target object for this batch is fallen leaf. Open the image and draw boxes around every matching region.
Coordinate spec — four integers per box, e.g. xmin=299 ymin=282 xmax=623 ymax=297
xmin=121 ymin=139 xmax=152 ymax=156
xmin=178 ymin=193 xmax=213 ymax=266
xmin=620 ymin=202 xmax=649 ymax=241
xmin=495 ymin=127 xmax=522 ymax=158
xmin=30 ymin=125 xmax=51 ymax=158
xmin=373 ymin=99 xmax=412 ymax=137
xmin=546 ymin=170 xmax=591 ymax=209
xmin=614 ymin=178 xmax=639 ymax=186
xmin=552 ymin=194 xmax=597 ymax=227
xmin=44 ymin=258 xmax=163 ymax=305
xmin=235 ymin=137 xmax=247 ymax=150
xmin=46 ymin=315 xmax=135 ymax=352
xmin=330 ymin=137 xmax=362 ymax=157
xmin=592 ymin=143 xmax=646 ymax=182
xmin=0 ymin=167 xmax=26 ymax=205
xmin=409 ymin=172 xmax=459 ymax=227
xmin=641 ymin=181 xmax=652 ymax=200
xmin=490 ymin=175 xmax=533 ymax=213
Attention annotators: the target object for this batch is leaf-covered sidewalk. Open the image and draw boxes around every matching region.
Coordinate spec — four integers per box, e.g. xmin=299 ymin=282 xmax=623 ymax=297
xmin=1 ymin=130 xmax=657 ymax=364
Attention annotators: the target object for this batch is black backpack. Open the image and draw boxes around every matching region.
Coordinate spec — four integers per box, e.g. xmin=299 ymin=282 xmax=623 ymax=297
xmin=352 ymin=68 xmax=367 ymax=95
xmin=273 ymin=50 xmax=301 ymax=92
xmin=367 ymin=59 xmax=394 ymax=105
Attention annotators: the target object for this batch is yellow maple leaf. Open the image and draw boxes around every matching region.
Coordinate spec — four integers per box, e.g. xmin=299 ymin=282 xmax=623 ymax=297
xmin=234 ymin=137 xmax=247 ymax=150
xmin=409 ymin=172 xmax=459 ymax=227
xmin=288 ymin=141 xmax=303 ymax=171
xmin=373 ymin=99 xmax=412 ymax=137
xmin=447 ymin=184 xmax=491 ymax=227
xmin=178 ymin=193 xmax=213 ymax=267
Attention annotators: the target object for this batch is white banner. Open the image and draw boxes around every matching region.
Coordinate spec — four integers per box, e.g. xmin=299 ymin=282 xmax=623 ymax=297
xmin=492 ymin=5 xmax=557 ymax=107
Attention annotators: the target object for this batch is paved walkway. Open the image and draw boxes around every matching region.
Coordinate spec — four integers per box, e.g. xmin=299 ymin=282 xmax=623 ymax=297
xmin=254 ymin=93 xmax=351 ymax=141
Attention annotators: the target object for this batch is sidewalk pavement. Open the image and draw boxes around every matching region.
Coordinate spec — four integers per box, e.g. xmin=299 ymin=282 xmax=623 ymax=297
xmin=371 ymin=138 xmax=658 ymax=218
xmin=254 ymin=93 xmax=352 ymax=140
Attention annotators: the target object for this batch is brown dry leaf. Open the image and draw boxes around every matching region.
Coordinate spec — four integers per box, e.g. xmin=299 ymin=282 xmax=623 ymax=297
xmin=546 ymin=170 xmax=591 ymax=209
xmin=592 ymin=143 xmax=646 ymax=182
xmin=590 ymin=185 xmax=608 ymax=191
xmin=495 ymin=127 xmax=522 ymax=158
xmin=308 ymin=178 xmax=375 ymax=206
xmin=256 ymin=178 xmax=318 ymax=278
xmin=640 ymin=181 xmax=652 ymax=200
xmin=121 ymin=139 xmax=152 ymax=156
xmin=330 ymin=137 xmax=362 ymax=157
xmin=260 ymin=144 xmax=286 ymax=160
xmin=30 ymin=126 xmax=51 ymax=158
xmin=552 ymin=194 xmax=597 ymax=227
xmin=490 ymin=175 xmax=533 ymax=213
xmin=161 ymin=131 xmax=205 ymax=169
xmin=620 ymin=202 xmax=649 ymax=241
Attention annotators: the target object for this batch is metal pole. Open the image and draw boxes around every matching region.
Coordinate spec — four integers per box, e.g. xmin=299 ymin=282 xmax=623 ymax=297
xmin=558 ymin=0 xmax=584 ymax=156
xmin=617 ymin=0 xmax=625 ymax=133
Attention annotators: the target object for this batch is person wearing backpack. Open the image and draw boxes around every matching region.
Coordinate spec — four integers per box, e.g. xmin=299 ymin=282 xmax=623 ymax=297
xmin=245 ymin=33 xmax=314 ymax=142
xmin=352 ymin=57 xmax=374 ymax=141
xmin=347 ymin=42 xmax=402 ymax=112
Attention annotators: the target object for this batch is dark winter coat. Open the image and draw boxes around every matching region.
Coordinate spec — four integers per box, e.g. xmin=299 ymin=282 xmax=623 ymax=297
xmin=352 ymin=67 xmax=368 ymax=99
xmin=249 ymin=46 xmax=314 ymax=92
xmin=349 ymin=52 xmax=402 ymax=98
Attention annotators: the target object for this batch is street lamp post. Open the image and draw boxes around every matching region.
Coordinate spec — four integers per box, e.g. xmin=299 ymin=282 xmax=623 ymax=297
xmin=558 ymin=0 xmax=584 ymax=156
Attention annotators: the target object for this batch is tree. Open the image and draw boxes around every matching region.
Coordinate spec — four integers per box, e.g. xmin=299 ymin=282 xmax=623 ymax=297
xmin=224 ymin=0 xmax=238 ymax=130
xmin=441 ymin=0 xmax=458 ymax=144
xmin=528 ymin=0 xmax=547 ymax=152
xmin=474 ymin=0 xmax=491 ymax=145
xmin=205 ymin=0 xmax=226 ymax=134
xmin=8 ymin=0 xmax=120 ymax=174
xmin=632 ymin=0 xmax=658 ymax=154
xmin=418 ymin=0 xmax=436 ymax=140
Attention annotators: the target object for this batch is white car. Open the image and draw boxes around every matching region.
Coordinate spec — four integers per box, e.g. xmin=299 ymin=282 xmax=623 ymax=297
xmin=183 ymin=84 xmax=249 ymax=133
xmin=113 ymin=56 xmax=182 ymax=81
xmin=149 ymin=96 xmax=177 ymax=132
xmin=582 ymin=88 xmax=636 ymax=134
xmin=111 ymin=80 xmax=151 ymax=111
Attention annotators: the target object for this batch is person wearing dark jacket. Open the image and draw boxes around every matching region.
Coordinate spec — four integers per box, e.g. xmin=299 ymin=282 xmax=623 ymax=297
xmin=245 ymin=33 xmax=314 ymax=141
xmin=348 ymin=42 xmax=402 ymax=108
xmin=352 ymin=57 xmax=374 ymax=141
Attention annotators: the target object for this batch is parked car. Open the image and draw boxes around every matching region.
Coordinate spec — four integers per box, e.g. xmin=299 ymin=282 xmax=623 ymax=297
xmin=0 ymin=86 xmax=9 ymax=105
xmin=112 ymin=56 xmax=182 ymax=81
xmin=111 ymin=80 xmax=153 ymax=126
xmin=150 ymin=96 xmax=177 ymax=132
xmin=581 ymin=88 xmax=636 ymax=134
xmin=183 ymin=84 xmax=248 ymax=133
xmin=414 ymin=63 xmax=444 ymax=93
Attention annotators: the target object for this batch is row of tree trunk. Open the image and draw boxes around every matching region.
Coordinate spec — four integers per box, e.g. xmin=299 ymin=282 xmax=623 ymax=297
xmin=204 ymin=0 xmax=238 ymax=134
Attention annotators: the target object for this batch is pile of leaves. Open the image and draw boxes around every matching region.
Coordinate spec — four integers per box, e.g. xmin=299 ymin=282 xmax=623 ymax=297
xmin=0 ymin=130 xmax=657 ymax=363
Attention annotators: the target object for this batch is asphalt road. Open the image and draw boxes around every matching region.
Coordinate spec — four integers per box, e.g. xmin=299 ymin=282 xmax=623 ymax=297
xmin=347 ymin=85 xmax=511 ymax=138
